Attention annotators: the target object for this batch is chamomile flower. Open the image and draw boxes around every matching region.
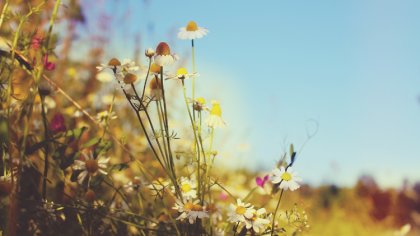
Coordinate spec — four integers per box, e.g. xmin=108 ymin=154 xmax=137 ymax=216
xmin=173 ymin=199 xmax=209 ymax=224
xmin=124 ymin=176 xmax=144 ymax=193
xmin=243 ymin=208 xmax=271 ymax=234
xmin=72 ymin=152 xmax=110 ymax=184
xmin=271 ymin=166 xmax=301 ymax=191
xmin=149 ymin=75 xmax=163 ymax=100
xmin=96 ymin=58 xmax=121 ymax=72
xmin=154 ymin=42 xmax=177 ymax=67
xmin=148 ymin=178 xmax=170 ymax=196
xmin=95 ymin=110 xmax=117 ymax=126
xmin=178 ymin=21 xmax=209 ymax=40
xmin=172 ymin=176 xmax=197 ymax=200
xmin=166 ymin=67 xmax=198 ymax=81
xmin=205 ymin=100 xmax=225 ymax=128
xmin=227 ymin=199 xmax=254 ymax=223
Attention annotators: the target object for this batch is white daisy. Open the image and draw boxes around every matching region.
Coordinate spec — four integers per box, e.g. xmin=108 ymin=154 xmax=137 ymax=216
xmin=148 ymin=178 xmax=170 ymax=196
xmin=124 ymin=176 xmax=144 ymax=193
xmin=72 ymin=152 xmax=110 ymax=184
xmin=173 ymin=199 xmax=209 ymax=224
xmin=154 ymin=42 xmax=177 ymax=67
xmin=243 ymin=208 xmax=271 ymax=234
xmin=178 ymin=21 xmax=209 ymax=40
xmin=271 ymin=166 xmax=301 ymax=191
xmin=205 ymin=100 xmax=226 ymax=128
xmin=227 ymin=199 xmax=254 ymax=223
xmin=172 ymin=176 xmax=197 ymax=200
xmin=166 ymin=67 xmax=198 ymax=81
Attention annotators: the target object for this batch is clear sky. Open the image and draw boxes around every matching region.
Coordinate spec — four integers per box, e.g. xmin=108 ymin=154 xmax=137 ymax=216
xmin=77 ymin=0 xmax=420 ymax=187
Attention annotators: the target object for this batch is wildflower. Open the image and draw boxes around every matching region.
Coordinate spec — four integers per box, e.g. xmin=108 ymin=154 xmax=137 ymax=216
xmin=243 ymin=208 xmax=271 ymax=234
xmin=205 ymin=100 xmax=225 ymax=128
xmin=193 ymin=97 xmax=206 ymax=111
xmin=31 ymin=36 xmax=43 ymax=50
xmin=43 ymin=54 xmax=56 ymax=71
xmin=172 ymin=176 xmax=197 ymax=200
xmin=178 ymin=21 xmax=209 ymax=40
xmin=97 ymin=58 xmax=121 ymax=72
xmin=123 ymin=73 xmax=138 ymax=84
xmin=149 ymin=75 xmax=163 ymax=100
xmin=50 ymin=113 xmax=66 ymax=134
xmin=256 ymin=175 xmax=269 ymax=188
xmin=271 ymin=166 xmax=301 ymax=191
xmin=124 ymin=176 xmax=143 ymax=193
xmin=145 ymin=48 xmax=155 ymax=58
xmin=148 ymin=178 xmax=170 ymax=196
xmin=166 ymin=67 xmax=198 ymax=81
xmin=154 ymin=42 xmax=177 ymax=67
xmin=95 ymin=110 xmax=117 ymax=126
xmin=120 ymin=58 xmax=140 ymax=73
xmin=72 ymin=152 xmax=110 ymax=184
xmin=227 ymin=199 xmax=254 ymax=223
xmin=173 ymin=199 xmax=209 ymax=224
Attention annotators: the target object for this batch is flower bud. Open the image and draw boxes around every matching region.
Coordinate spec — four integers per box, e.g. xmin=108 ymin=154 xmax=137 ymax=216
xmin=123 ymin=73 xmax=137 ymax=84
xmin=85 ymin=189 xmax=96 ymax=202
xmin=145 ymin=48 xmax=155 ymax=58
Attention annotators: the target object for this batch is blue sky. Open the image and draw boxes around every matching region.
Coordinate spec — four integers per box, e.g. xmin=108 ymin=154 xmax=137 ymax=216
xmin=78 ymin=0 xmax=420 ymax=187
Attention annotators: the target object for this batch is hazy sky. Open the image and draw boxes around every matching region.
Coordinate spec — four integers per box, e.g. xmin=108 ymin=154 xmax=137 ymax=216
xmin=77 ymin=0 xmax=420 ymax=187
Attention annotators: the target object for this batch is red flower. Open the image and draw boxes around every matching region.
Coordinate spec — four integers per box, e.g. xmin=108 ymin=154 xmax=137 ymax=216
xmin=43 ymin=54 xmax=56 ymax=71
xmin=50 ymin=113 xmax=66 ymax=134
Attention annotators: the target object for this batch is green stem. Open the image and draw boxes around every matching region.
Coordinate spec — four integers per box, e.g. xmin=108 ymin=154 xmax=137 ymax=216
xmin=271 ymin=189 xmax=285 ymax=236
xmin=0 ymin=0 xmax=9 ymax=30
xmin=40 ymin=95 xmax=49 ymax=199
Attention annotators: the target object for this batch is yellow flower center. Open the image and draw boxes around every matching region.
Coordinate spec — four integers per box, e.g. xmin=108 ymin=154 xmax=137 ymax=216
xmin=177 ymin=67 xmax=188 ymax=76
xmin=281 ymin=172 xmax=292 ymax=181
xmin=196 ymin=97 xmax=206 ymax=105
xmin=85 ymin=159 xmax=99 ymax=174
xmin=184 ymin=202 xmax=194 ymax=211
xmin=150 ymin=63 xmax=161 ymax=74
xmin=210 ymin=103 xmax=222 ymax=117
xmin=186 ymin=21 xmax=198 ymax=31
xmin=155 ymin=42 xmax=171 ymax=56
xmin=181 ymin=183 xmax=192 ymax=192
xmin=236 ymin=206 xmax=246 ymax=215
xmin=192 ymin=204 xmax=203 ymax=211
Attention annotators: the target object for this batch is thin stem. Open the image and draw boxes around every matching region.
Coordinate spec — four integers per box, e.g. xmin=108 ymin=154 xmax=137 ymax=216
xmin=191 ymin=39 xmax=196 ymax=121
xmin=0 ymin=0 xmax=9 ymax=30
xmin=156 ymin=101 xmax=169 ymax=167
xmin=40 ymin=95 xmax=49 ymax=199
xmin=271 ymin=189 xmax=285 ymax=236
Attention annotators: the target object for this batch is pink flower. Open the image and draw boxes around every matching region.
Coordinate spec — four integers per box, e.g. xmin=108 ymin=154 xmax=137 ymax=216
xmin=43 ymin=54 xmax=56 ymax=71
xmin=31 ymin=36 xmax=43 ymax=50
xmin=256 ymin=175 xmax=269 ymax=188
xmin=50 ymin=113 xmax=66 ymax=134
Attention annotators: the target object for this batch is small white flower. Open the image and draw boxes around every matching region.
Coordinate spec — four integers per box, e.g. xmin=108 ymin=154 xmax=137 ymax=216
xmin=154 ymin=42 xmax=177 ymax=67
xmin=243 ymin=208 xmax=271 ymax=234
xmin=271 ymin=166 xmax=301 ymax=191
xmin=95 ymin=110 xmax=117 ymax=126
xmin=173 ymin=199 xmax=209 ymax=224
xmin=227 ymin=199 xmax=254 ymax=223
xmin=205 ymin=100 xmax=225 ymax=128
xmin=178 ymin=21 xmax=209 ymax=40
xmin=166 ymin=67 xmax=198 ymax=81
xmin=124 ymin=176 xmax=143 ymax=193
xmin=172 ymin=176 xmax=197 ymax=200
xmin=148 ymin=178 xmax=169 ymax=196
xmin=72 ymin=152 xmax=110 ymax=184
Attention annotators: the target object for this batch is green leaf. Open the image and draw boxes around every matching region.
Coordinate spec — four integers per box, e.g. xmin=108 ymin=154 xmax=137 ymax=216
xmin=81 ymin=137 xmax=100 ymax=149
